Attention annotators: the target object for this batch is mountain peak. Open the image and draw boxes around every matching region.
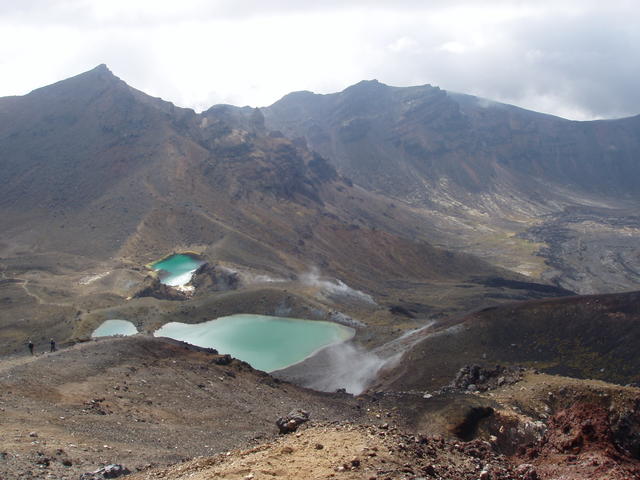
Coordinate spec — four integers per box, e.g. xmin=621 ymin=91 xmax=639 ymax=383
xmin=82 ymin=63 xmax=118 ymax=81
xmin=89 ymin=63 xmax=114 ymax=76
xmin=344 ymin=79 xmax=388 ymax=93
xmin=26 ymin=63 xmax=123 ymax=100
xmin=356 ymin=79 xmax=384 ymax=86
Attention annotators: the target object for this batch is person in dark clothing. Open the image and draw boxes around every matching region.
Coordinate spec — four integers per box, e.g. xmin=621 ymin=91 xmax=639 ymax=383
xmin=28 ymin=340 xmax=34 ymax=355
xmin=50 ymin=339 xmax=56 ymax=352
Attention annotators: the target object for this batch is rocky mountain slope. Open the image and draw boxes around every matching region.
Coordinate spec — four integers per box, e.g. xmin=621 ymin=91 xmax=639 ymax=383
xmin=264 ymin=80 xmax=640 ymax=200
xmin=0 ymin=66 xmax=573 ymax=357
xmin=263 ymin=81 xmax=640 ymax=293
xmin=2 ymin=66 xmax=640 ymax=479
xmin=2 ymin=336 xmax=639 ymax=480
xmin=374 ymin=290 xmax=640 ymax=392
xmin=0 ymin=336 xmax=364 ymax=479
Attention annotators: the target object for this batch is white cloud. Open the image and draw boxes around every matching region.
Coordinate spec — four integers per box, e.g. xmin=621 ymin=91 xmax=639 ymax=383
xmin=438 ymin=41 xmax=468 ymax=54
xmin=388 ymin=36 xmax=419 ymax=53
xmin=0 ymin=1 xmax=639 ymax=119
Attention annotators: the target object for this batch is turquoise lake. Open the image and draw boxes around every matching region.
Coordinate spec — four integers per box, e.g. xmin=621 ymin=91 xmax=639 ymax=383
xmin=150 ymin=254 xmax=205 ymax=287
xmin=154 ymin=314 xmax=355 ymax=372
xmin=92 ymin=319 xmax=138 ymax=337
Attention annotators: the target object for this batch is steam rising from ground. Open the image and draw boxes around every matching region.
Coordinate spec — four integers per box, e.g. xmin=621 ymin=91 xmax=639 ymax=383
xmin=292 ymin=321 xmax=438 ymax=395
xmin=300 ymin=268 xmax=377 ymax=305
xmin=305 ymin=342 xmax=400 ymax=395
xmin=220 ymin=265 xmax=287 ymax=285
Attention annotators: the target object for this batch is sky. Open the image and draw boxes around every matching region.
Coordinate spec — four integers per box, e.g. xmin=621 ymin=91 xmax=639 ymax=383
xmin=1 ymin=0 xmax=638 ymax=120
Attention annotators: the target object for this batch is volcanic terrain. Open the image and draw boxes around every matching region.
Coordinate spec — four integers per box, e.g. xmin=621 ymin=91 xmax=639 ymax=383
xmin=1 ymin=66 xmax=640 ymax=479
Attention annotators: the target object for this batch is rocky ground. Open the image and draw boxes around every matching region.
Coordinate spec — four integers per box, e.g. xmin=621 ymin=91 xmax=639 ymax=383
xmin=129 ymin=423 xmax=522 ymax=480
xmin=1 ymin=336 xmax=639 ymax=480
xmin=0 ymin=248 xmax=522 ymax=359
xmin=129 ymin=368 xmax=640 ymax=480
xmin=520 ymin=206 xmax=640 ymax=294
xmin=0 ymin=336 xmax=365 ymax=480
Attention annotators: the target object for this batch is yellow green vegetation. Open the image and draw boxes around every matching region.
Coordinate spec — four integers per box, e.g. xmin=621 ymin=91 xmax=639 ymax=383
xmin=465 ymin=230 xmax=547 ymax=279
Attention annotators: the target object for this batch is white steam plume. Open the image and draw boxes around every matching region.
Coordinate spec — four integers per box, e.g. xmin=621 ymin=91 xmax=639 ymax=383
xmin=299 ymin=267 xmax=376 ymax=305
xmin=305 ymin=342 xmax=400 ymax=395
xmin=290 ymin=321 xmax=437 ymax=395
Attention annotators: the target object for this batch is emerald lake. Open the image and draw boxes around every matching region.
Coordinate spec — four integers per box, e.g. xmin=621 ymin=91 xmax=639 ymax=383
xmin=92 ymin=319 xmax=138 ymax=337
xmin=150 ymin=253 xmax=204 ymax=287
xmin=154 ymin=314 xmax=355 ymax=372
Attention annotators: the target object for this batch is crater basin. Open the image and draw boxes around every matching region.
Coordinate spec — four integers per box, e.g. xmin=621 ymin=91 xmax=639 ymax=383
xmin=150 ymin=253 xmax=205 ymax=287
xmin=154 ymin=314 xmax=355 ymax=372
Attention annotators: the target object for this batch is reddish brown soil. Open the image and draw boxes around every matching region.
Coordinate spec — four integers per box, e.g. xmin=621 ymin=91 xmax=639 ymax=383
xmin=524 ymin=403 xmax=640 ymax=480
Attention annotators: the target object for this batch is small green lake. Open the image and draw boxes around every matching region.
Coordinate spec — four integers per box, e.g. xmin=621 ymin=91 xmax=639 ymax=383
xmin=154 ymin=314 xmax=355 ymax=372
xmin=150 ymin=253 xmax=204 ymax=287
xmin=92 ymin=319 xmax=138 ymax=337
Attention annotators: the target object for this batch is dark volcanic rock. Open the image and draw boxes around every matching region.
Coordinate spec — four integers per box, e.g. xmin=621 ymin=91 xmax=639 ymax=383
xmin=276 ymin=409 xmax=310 ymax=434
xmin=213 ymin=354 xmax=232 ymax=366
xmin=519 ymin=207 xmax=640 ymax=294
xmin=388 ymin=305 xmax=416 ymax=318
xmin=189 ymin=263 xmax=240 ymax=292
xmin=450 ymin=406 xmax=495 ymax=441
xmin=132 ymin=276 xmax=188 ymax=301
xmin=374 ymin=291 xmax=640 ymax=392
xmin=445 ymin=364 xmax=525 ymax=393
xmin=473 ymin=277 xmax=575 ymax=297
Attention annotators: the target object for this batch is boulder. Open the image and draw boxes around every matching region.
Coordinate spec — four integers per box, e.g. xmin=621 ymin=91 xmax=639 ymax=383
xmin=213 ymin=354 xmax=232 ymax=366
xmin=514 ymin=463 xmax=539 ymax=480
xmin=276 ymin=409 xmax=309 ymax=434
xmin=446 ymin=364 xmax=524 ymax=393
xmin=80 ymin=463 xmax=131 ymax=479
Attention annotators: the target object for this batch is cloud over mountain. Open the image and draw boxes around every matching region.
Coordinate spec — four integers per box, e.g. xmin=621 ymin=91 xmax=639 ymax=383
xmin=0 ymin=1 xmax=638 ymax=119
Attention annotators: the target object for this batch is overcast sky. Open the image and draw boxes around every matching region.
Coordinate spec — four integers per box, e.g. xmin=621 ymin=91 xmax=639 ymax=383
xmin=1 ymin=0 xmax=638 ymax=120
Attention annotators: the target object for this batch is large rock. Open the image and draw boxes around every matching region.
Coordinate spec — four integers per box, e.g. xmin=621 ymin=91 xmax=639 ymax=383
xmin=276 ymin=409 xmax=310 ymax=434
xmin=79 ymin=463 xmax=131 ymax=479
xmin=446 ymin=364 xmax=524 ymax=393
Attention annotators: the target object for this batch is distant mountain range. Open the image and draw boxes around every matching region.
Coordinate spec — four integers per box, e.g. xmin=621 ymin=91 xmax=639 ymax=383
xmin=262 ymin=78 xmax=640 ymax=294
xmin=0 ymin=65 xmax=639 ymax=356
xmin=3 ymin=67 xmax=640 ymax=480
xmin=264 ymin=79 xmax=640 ymax=202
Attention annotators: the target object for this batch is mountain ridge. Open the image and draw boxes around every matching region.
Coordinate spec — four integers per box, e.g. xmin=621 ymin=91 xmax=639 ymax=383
xmin=261 ymin=76 xmax=640 ymax=293
xmin=2 ymin=65 xmax=640 ymax=480
xmin=263 ymin=78 xmax=640 ymax=200
xmin=1 ymin=64 xmax=564 ymax=361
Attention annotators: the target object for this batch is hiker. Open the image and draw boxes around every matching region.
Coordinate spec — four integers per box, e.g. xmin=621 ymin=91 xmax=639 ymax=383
xmin=50 ymin=338 xmax=56 ymax=352
xmin=28 ymin=340 xmax=34 ymax=355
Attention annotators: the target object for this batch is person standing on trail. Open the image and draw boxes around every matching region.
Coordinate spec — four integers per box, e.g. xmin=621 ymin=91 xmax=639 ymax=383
xmin=50 ymin=339 xmax=56 ymax=352
xmin=28 ymin=340 xmax=34 ymax=355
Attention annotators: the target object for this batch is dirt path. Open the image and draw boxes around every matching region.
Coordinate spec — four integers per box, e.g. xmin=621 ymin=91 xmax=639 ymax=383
xmin=15 ymin=278 xmax=72 ymax=307
xmin=0 ymin=340 xmax=91 ymax=374
xmin=18 ymin=279 xmax=44 ymax=304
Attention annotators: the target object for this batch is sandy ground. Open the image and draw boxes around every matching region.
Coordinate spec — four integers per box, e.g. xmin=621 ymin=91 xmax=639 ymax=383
xmin=130 ymin=423 xmax=519 ymax=480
